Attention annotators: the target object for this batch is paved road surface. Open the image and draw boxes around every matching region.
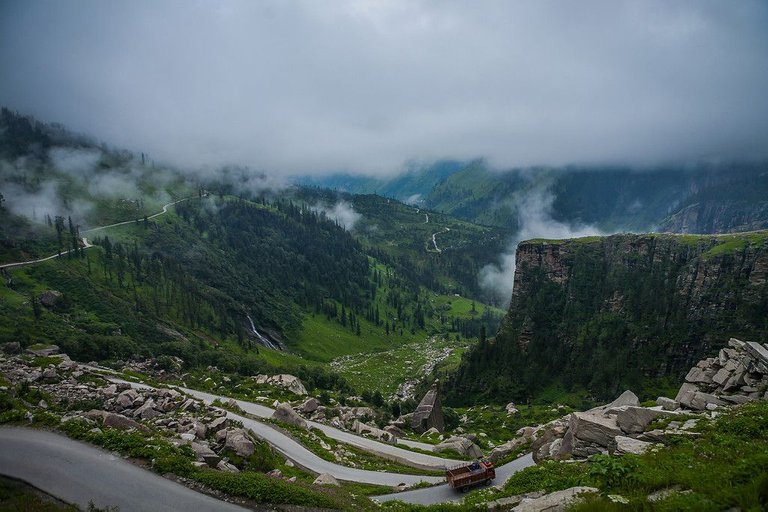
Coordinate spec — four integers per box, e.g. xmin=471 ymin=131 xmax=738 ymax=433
xmin=372 ymin=453 xmax=535 ymax=505
xmin=0 ymin=427 xmax=248 ymax=512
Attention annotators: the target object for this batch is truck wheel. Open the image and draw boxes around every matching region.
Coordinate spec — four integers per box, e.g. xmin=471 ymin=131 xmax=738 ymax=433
xmin=485 ymin=479 xmax=491 ymax=485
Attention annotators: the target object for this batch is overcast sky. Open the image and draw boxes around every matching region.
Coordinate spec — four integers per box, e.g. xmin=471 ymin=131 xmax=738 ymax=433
xmin=1 ymin=0 xmax=767 ymax=175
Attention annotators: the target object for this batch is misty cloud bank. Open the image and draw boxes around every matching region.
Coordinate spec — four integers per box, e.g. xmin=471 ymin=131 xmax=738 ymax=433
xmin=1 ymin=1 xmax=767 ymax=175
xmin=1 ymin=145 xmax=175 ymax=228
xmin=312 ymin=201 xmax=362 ymax=231
xmin=479 ymin=186 xmax=604 ymax=305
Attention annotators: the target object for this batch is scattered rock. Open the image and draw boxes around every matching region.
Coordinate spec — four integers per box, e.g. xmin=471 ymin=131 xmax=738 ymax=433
xmin=216 ymin=460 xmax=239 ymax=473
xmin=505 ymin=402 xmax=519 ymax=415
xmin=647 ymin=486 xmax=692 ymax=503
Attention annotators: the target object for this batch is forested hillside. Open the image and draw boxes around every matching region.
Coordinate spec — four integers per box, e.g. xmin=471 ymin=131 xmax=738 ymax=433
xmin=0 ymin=108 xmax=506 ymax=394
xmin=446 ymin=232 xmax=768 ymax=406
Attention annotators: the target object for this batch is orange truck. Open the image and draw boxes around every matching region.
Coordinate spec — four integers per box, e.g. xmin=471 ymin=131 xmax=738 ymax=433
xmin=446 ymin=459 xmax=496 ymax=491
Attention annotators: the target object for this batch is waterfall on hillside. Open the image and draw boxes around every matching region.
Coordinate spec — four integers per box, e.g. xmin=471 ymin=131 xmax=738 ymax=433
xmin=246 ymin=314 xmax=280 ymax=350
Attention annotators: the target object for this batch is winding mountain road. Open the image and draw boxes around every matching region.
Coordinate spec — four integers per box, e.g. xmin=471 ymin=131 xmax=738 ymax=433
xmin=106 ymin=377 xmax=448 ymax=486
xmin=172 ymin=385 xmax=460 ymax=470
xmin=0 ymin=196 xmax=195 ymax=271
xmin=0 ymin=427 xmax=248 ymax=512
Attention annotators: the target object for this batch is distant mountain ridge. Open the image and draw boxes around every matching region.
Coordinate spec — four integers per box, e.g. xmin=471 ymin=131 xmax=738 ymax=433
xmin=302 ymin=160 xmax=768 ymax=235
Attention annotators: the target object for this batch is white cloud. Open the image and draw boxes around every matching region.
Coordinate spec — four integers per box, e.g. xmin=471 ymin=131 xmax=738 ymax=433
xmin=312 ymin=201 xmax=362 ymax=231
xmin=0 ymin=1 xmax=766 ymax=175
xmin=479 ymin=185 xmax=605 ymax=305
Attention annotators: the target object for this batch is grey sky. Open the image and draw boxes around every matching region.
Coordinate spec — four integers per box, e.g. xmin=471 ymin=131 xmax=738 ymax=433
xmin=1 ymin=0 xmax=766 ymax=175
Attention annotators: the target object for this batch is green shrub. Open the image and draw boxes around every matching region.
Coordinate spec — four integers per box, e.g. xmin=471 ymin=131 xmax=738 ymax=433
xmin=192 ymin=469 xmax=339 ymax=508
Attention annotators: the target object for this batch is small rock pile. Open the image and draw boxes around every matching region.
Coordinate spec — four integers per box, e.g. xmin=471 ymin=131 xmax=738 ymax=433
xmin=674 ymin=338 xmax=768 ymax=411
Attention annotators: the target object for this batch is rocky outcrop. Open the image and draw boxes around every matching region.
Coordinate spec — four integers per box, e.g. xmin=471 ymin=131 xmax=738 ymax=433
xmin=411 ymin=381 xmax=444 ymax=433
xmin=434 ymin=436 xmax=483 ymax=458
xmin=529 ymin=389 xmax=673 ymax=462
xmin=671 ymin=338 xmax=768 ymax=411
xmin=252 ymin=374 xmax=307 ymax=395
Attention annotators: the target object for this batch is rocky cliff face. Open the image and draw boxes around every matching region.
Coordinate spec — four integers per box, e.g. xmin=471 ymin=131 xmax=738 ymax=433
xmin=446 ymin=232 xmax=768 ymax=405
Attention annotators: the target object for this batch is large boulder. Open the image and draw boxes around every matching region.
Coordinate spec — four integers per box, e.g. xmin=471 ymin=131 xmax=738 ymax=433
xmin=134 ymin=399 xmax=161 ymax=420
xmin=515 ymin=486 xmax=599 ymax=512
xmin=675 ymin=383 xmax=726 ymax=411
xmin=611 ymin=436 xmax=654 ymax=456
xmin=569 ymin=411 xmax=622 ymax=447
xmin=116 ymin=389 xmax=139 ymax=408
xmin=208 ymin=416 xmax=229 ymax=433
xmin=411 ymin=381 xmax=444 ymax=433
xmin=490 ymin=437 xmax=529 ymax=463
xmin=1 ymin=342 xmax=21 ymax=354
xmin=300 ymin=397 xmax=319 ymax=414
xmin=39 ymin=290 xmax=63 ymax=308
xmin=26 ymin=344 xmax=60 ymax=357
xmin=224 ymin=429 xmax=255 ymax=457
xmin=608 ymin=406 xmax=674 ymax=434
xmin=656 ymin=397 xmax=679 ymax=411
xmin=272 ymin=403 xmax=308 ymax=429
xmin=353 ymin=421 xmax=396 ymax=444
xmin=313 ymin=473 xmax=340 ymax=486
xmin=604 ymin=390 xmax=640 ymax=409
xmin=191 ymin=442 xmax=221 ymax=467
xmin=434 ymin=436 xmax=483 ymax=458
xmin=103 ymin=412 xmax=149 ymax=432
